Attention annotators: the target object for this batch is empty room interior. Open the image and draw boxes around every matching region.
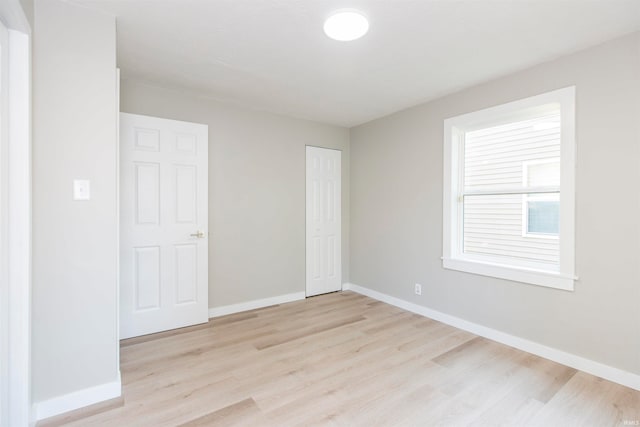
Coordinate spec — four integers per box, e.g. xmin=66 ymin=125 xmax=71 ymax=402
xmin=1 ymin=0 xmax=640 ymax=425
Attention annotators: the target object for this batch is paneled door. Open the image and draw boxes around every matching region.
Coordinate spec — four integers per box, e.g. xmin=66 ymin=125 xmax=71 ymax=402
xmin=120 ymin=113 xmax=208 ymax=339
xmin=306 ymin=146 xmax=341 ymax=297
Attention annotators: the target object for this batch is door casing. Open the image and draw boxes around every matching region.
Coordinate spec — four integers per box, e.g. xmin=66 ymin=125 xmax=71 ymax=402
xmin=0 ymin=9 xmax=31 ymax=426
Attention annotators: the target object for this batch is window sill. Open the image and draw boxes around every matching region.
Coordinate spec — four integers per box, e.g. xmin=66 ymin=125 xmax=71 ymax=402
xmin=442 ymin=257 xmax=576 ymax=291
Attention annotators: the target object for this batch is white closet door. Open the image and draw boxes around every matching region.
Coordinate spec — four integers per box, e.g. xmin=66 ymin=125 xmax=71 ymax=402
xmin=120 ymin=113 xmax=208 ymax=339
xmin=306 ymin=146 xmax=341 ymax=297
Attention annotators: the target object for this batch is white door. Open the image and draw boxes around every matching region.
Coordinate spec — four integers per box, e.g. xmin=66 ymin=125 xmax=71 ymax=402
xmin=306 ymin=146 xmax=341 ymax=297
xmin=120 ymin=113 xmax=208 ymax=339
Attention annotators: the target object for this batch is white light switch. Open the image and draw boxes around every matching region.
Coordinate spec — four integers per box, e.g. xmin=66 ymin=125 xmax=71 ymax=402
xmin=73 ymin=179 xmax=91 ymax=201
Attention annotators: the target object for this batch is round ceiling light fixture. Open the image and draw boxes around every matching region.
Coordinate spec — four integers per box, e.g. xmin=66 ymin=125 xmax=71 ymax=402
xmin=323 ymin=10 xmax=369 ymax=41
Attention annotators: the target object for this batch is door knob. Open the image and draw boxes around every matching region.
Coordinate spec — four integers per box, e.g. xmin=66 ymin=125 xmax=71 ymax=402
xmin=190 ymin=231 xmax=205 ymax=238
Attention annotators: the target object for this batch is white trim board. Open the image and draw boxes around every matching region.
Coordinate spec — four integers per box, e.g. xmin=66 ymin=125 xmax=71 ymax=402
xmin=208 ymin=292 xmax=306 ymax=318
xmin=343 ymin=283 xmax=640 ymax=391
xmin=34 ymin=372 xmax=121 ymax=421
xmin=4 ymin=25 xmax=31 ymax=427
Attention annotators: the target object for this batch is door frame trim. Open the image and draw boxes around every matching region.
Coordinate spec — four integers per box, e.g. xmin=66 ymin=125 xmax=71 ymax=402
xmin=0 ymin=4 xmax=32 ymax=424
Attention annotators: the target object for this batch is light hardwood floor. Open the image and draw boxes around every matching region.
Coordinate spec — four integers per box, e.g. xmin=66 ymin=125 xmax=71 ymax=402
xmin=41 ymin=291 xmax=640 ymax=426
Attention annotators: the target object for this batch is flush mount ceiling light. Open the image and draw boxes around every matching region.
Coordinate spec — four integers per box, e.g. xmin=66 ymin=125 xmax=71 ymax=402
xmin=324 ymin=10 xmax=369 ymax=41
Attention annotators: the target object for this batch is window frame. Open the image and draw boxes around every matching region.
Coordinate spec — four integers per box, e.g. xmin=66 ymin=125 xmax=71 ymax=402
xmin=442 ymin=87 xmax=576 ymax=291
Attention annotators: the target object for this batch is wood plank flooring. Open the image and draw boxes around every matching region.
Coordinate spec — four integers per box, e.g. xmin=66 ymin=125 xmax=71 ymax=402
xmin=40 ymin=291 xmax=640 ymax=426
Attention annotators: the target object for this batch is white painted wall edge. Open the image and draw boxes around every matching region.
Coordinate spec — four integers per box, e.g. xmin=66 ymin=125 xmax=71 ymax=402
xmin=343 ymin=283 xmax=640 ymax=391
xmin=34 ymin=372 xmax=121 ymax=421
xmin=208 ymin=292 xmax=306 ymax=318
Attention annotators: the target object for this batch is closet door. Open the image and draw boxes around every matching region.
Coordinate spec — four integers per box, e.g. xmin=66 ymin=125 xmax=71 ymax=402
xmin=306 ymin=146 xmax=341 ymax=297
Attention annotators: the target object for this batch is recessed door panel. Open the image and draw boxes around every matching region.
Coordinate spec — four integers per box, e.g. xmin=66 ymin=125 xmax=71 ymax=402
xmin=175 ymin=244 xmax=197 ymax=304
xmin=312 ymin=180 xmax=321 ymax=222
xmin=134 ymin=128 xmax=160 ymax=152
xmin=327 ymin=235 xmax=337 ymax=279
xmin=134 ymin=247 xmax=161 ymax=311
xmin=175 ymin=165 xmax=197 ymax=224
xmin=175 ymin=133 xmax=197 ymax=154
xmin=312 ymin=237 xmax=321 ymax=279
xmin=135 ymin=162 xmax=160 ymax=225
xmin=327 ymin=180 xmax=336 ymax=222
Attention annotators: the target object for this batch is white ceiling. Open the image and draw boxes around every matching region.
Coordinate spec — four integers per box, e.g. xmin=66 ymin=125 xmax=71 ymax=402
xmin=73 ymin=0 xmax=640 ymax=127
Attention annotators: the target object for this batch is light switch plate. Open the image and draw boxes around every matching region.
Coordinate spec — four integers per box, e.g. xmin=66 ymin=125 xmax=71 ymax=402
xmin=73 ymin=179 xmax=91 ymax=201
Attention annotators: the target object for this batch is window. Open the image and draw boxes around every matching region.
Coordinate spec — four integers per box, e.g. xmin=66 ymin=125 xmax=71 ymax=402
xmin=443 ymin=87 xmax=576 ymax=290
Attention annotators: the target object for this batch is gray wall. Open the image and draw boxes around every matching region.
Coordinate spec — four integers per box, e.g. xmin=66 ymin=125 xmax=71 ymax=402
xmin=120 ymin=80 xmax=350 ymax=308
xmin=0 ymin=0 xmax=33 ymax=31
xmin=32 ymin=0 xmax=118 ymax=402
xmin=19 ymin=0 xmax=33 ymax=28
xmin=350 ymin=32 xmax=640 ymax=374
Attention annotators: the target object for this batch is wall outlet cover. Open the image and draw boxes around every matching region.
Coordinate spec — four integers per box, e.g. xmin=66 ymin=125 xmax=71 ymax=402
xmin=73 ymin=179 xmax=91 ymax=201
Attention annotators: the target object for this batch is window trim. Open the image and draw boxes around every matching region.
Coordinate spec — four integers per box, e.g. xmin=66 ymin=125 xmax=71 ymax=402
xmin=442 ymin=87 xmax=576 ymax=291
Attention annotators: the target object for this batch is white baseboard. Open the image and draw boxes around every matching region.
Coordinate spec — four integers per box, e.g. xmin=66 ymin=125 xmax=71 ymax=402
xmin=208 ymin=291 xmax=306 ymax=318
xmin=343 ymin=283 xmax=640 ymax=391
xmin=35 ymin=371 xmax=122 ymax=421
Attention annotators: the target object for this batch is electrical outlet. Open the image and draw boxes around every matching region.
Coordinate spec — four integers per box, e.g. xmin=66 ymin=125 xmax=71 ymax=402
xmin=414 ymin=283 xmax=422 ymax=295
